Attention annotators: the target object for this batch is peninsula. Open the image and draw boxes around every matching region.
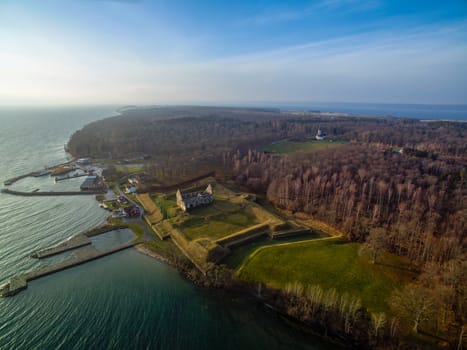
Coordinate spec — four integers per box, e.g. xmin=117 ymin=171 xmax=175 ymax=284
xmin=6 ymin=106 xmax=465 ymax=349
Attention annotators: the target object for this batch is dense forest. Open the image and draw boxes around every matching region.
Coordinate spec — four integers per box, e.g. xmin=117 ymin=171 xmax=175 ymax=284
xmin=68 ymin=107 xmax=466 ymax=159
xmin=68 ymin=106 xmax=466 ymax=181
xmin=68 ymin=106 xmax=285 ymax=159
xmin=234 ymin=145 xmax=466 ymax=264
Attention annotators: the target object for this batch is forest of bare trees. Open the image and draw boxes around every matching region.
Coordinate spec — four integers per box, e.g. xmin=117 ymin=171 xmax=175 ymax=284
xmin=232 ymin=127 xmax=466 ymax=348
xmin=68 ymin=106 xmax=466 ymax=162
xmin=234 ymin=144 xmax=465 ymax=265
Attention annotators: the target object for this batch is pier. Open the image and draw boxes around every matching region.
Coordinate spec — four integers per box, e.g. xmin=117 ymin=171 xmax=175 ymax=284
xmin=1 ymin=243 xmax=135 ymax=297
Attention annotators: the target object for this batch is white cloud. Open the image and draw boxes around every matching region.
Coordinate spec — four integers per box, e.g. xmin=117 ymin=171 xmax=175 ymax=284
xmin=0 ymin=8 xmax=466 ymax=105
xmin=241 ymin=0 xmax=381 ymax=25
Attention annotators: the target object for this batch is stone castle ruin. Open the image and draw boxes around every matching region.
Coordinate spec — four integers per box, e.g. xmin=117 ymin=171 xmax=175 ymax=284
xmin=176 ymin=184 xmax=213 ymax=212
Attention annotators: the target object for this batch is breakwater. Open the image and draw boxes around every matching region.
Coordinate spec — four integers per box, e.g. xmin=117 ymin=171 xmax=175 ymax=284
xmin=3 ymin=158 xmax=77 ymax=186
xmin=29 ymin=225 xmax=128 ymax=259
xmin=3 ymin=173 xmax=34 ymax=186
xmin=1 ymin=188 xmax=104 ymax=196
xmin=2 ymin=224 xmax=134 ymax=297
xmin=83 ymin=224 xmax=129 ymax=237
xmin=1 ymin=242 xmax=135 ymax=297
xmin=30 ymin=234 xmax=92 ymax=259
xmin=55 ymin=173 xmax=87 ymax=182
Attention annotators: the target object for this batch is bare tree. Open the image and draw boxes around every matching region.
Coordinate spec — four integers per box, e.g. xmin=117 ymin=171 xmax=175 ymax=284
xmin=371 ymin=312 xmax=387 ymax=338
xmin=390 ymin=284 xmax=437 ymax=333
xmin=365 ymin=228 xmax=387 ymax=264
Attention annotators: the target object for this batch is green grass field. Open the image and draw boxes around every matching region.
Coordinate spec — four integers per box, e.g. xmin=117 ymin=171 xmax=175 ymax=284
xmin=237 ymin=237 xmax=415 ymax=313
xmin=263 ymin=140 xmax=346 ymax=154
xmin=178 ymin=199 xmax=258 ymax=240
xmin=222 ymin=232 xmax=321 ymax=269
xmin=152 ymin=195 xmax=178 ymax=219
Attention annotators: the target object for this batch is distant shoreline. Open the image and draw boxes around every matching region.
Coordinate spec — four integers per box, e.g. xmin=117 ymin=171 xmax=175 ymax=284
xmin=120 ymin=103 xmax=467 ymax=121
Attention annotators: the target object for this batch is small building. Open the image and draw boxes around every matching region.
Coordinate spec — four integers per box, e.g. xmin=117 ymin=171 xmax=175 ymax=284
xmin=125 ymin=185 xmax=137 ymax=194
xmin=128 ymin=177 xmax=139 ymax=186
xmin=315 ymin=128 xmax=326 ymax=140
xmin=176 ymin=184 xmax=214 ymax=212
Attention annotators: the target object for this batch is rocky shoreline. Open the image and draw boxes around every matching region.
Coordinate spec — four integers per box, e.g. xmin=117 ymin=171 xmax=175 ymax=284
xmin=134 ymin=242 xmax=425 ymax=350
xmin=133 ymin=243 xmax=362 ymax=349
xmin=134 ymin=244 xmax=170 ymax=264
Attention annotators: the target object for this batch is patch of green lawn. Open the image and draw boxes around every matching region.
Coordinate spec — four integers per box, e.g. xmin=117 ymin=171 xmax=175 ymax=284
xmin=103 ymin=200 xmax=124 ymax=210
xmin=179 ymin=199 xmax=258 ymax=240
xmin=127 ymin=223 xmax=144 ymax=241
xmin=152 ymin=195 xmax=177 ymax=218
xmin=182 ymin=218 xmax=243 ymax=240
xmin=222 ymin=232 xmax=321 ymax=269
xmin=143 ymin=236 xmax=183 ymax=258
xmin=263 ymin=140 xmax=346 ymax=154
xmin=237 ymin=237 xmax=415 ymax=313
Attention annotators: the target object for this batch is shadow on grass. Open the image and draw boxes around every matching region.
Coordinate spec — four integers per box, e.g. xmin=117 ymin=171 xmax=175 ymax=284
xmin=375 ymin=261 xmax=416 ymax=273
xmin=331 ymin=239 xmax=350 ymax=245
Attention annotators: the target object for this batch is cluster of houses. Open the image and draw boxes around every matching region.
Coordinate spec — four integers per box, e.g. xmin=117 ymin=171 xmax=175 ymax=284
xmin=111 ymin=205 xmax=140 ymax=219
xmin=98 ymin=194 xmax=140 ymax=219
xmin=176 ymin=184 xmax=214 ymax=212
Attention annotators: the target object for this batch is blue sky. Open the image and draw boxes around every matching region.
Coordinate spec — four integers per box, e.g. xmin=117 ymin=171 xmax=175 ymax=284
xmin=0 ymin=0 xmax=466 ymax=105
